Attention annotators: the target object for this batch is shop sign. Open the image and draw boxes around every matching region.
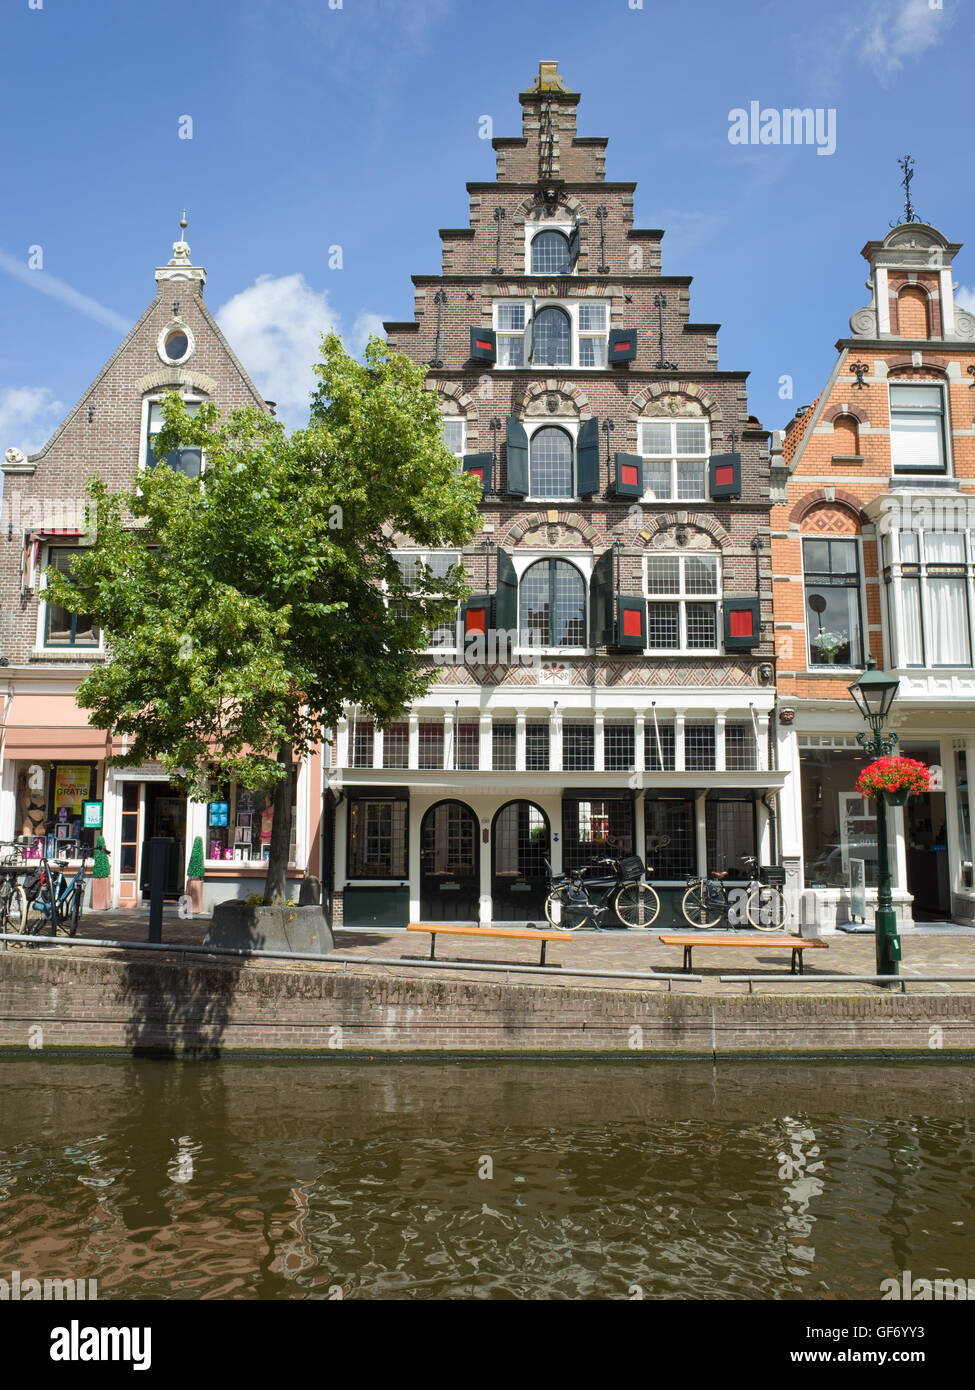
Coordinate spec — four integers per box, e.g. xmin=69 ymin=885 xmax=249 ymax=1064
xmin=82 ymin=800 xmax=103 ymax=829
xmin=209 ymin=802 xmax=229 ymax=827
xmin=54 ymin=764 xmax=91 ymax=816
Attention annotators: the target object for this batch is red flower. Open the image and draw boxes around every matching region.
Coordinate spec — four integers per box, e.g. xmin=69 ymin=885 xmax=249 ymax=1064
xmin=855 ymin=756 xmax=931 ymax=799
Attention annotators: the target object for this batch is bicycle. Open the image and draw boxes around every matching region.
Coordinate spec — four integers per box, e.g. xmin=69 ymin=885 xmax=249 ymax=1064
xmin=681 ymin=855 xmax=789 ymax=931
xmin=543 ymin=852 xmax=660 ymax=930
xmin=0 ymin=844 xmax=31 ymax=936
xmin=25 ymin=850 xmax=89 ymax=937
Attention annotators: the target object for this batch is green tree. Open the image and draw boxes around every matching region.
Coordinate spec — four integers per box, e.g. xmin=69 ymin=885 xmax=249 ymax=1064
xmin=47 ymin=334 xmax=480 ymax=903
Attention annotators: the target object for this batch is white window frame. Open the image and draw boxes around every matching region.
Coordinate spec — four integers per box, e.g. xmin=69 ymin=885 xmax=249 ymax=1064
xmin=391 ymin=549 xmax=464 ymax=655
xmin=492 ymin=299 xmax=609 ymax=371
xmin=643 ymin=552 xmax=721 ymax=655
xmin=524 ymin=223 xmax=577 ymax=277
xmin=883 ymin=529 xmax=975 ymax=669
xmin=888 ymin=382 xmax=950 ymax=476
xmin=140 ymin=394 xmax=205 ymax=475
xmin=512 ymin=550 xmax=594 ymax=657
xmin=441 ymin=415 xmax=466 ymax=460
xmin=638 ymin=417 xmax=710 ymax=501
xmin=36 ymin=542 xmax=105 ymax=655
xmin=525 ymin=419 xmax=580 ymax=503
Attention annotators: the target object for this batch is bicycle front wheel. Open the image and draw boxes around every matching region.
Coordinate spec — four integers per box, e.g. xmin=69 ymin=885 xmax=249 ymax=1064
xmin=614 ymin=880 xmax=660 ymax=928
xmin=747 ymin=886 xmax=788 ymax=932
xmin=681 ymin=885 xmax=723 ymax=929
xmin=1 ymin=886 xmax=29 ymax=935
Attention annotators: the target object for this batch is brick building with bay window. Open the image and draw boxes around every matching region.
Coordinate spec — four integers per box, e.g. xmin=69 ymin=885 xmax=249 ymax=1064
xmin=327 ymin=63 xmax=781 ymax=931
xmin=772 ymin=219 xmax=975 ymax=929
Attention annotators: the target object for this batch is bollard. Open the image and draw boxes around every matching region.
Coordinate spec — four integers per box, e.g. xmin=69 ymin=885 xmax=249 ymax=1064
xmin=147 ymin=836 xmax=170 ymax=944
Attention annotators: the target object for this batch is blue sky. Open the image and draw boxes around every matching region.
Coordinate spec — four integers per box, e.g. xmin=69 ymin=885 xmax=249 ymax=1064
xmin=2 ymin=0 xmax=972 ymax=454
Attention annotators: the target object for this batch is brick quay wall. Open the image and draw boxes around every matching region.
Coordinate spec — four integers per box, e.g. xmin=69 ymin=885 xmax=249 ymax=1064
xmin=1 ymin=952 xmax=974 ymax=1057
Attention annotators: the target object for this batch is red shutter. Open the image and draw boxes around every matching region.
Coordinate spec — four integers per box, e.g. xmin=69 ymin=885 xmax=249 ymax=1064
xmin=622 ymin=608 xmax=643 ymax=638
xmin=729 ymin=609 xmax=753 ymax=638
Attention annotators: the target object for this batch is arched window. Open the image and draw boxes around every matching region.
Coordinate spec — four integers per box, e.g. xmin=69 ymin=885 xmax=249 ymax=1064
xmin=529 ymin=424 xmax=573 ymax=497
xmin=533 ymin=306 xmax=571 ymax=366
xmin=531 ymin=230 xmax=571 ymax=274
xmin=520 ymin=558 xmax=586 ymax=647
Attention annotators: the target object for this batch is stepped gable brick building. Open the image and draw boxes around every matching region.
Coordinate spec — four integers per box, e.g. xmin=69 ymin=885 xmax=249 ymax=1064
xmin=327 ymin=62 xmax=781 ymax=932
xmin=771 ymin=219 xmax=975 ymax=928
xmin=0 ymin=227 xmax=319 ymax=907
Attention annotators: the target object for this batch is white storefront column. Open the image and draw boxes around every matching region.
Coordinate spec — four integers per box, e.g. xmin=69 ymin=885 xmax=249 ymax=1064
xmin=373 ymin=726 xmax=384 ymax=770
xmin=634 ymin=713 xmax=646 ymax=776
xmin=674 ymin=713 xmax=686 ymax=772
xmin=715 ymin=711 xmax=726 ymax=772
xmin=594 ymin=713 xmax=605 ymax=773
xmin=408 ymin=713 xmax=419 ymax=769
xmin=550 ymin=706 xmax=563 ymax=773
xmin=756 ymin=712 xmax=769 ymax=772
xmin=443 ymin=711 xmax=454 ymax=771
xmin=336 ymin=715 xmax=350 ymax=771
xmin=515 ymin=711 xmax=527 ymax=771
xmin=408 ymin=805 xmax=421 ymax=924
xmin=102 ymin=770 xmax=121 ymax=907
xmin=479 ymin=714 xmax=492 ymax=772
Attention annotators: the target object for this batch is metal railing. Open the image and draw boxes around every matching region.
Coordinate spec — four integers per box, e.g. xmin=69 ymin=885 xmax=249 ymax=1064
xmin=0 ymin=932 xmax=701 ymax=989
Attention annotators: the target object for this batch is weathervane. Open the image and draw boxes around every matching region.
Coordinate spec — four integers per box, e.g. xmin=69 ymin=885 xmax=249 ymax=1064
xmin=892 ymin=155 xmax=920 ymax=227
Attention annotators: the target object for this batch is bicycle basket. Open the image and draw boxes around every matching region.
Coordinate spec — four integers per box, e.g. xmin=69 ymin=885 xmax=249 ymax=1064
xmin=618 ymin=854 xmax=645 ymax=882
xmin=760 ymin=864 xmax=786 ymax=887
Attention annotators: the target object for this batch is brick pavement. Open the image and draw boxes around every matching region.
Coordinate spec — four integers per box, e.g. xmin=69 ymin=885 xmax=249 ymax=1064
xmin=7 ymin=907 xmax=975 ymax=997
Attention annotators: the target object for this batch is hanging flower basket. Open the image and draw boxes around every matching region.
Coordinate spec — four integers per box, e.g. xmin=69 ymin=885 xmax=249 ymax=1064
xmin=855 ymin=756 xmax=931 ymax=806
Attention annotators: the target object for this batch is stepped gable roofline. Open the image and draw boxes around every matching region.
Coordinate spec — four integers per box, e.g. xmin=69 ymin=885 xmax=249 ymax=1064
xmin=409 ymin=273 xmax=693 ymax=286
xmin=519 ymin=60 xmax=580 ymax=104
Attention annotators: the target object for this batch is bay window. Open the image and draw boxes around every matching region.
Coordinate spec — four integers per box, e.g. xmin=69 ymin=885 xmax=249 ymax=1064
xmin=639 ymin=418 xmax=709 ymax=500
xmin=889 ymin=384 xmax=947 ymax=474
xmin=802 ymin=538 xmax=864 ymax=668
xmin=884 ymin=530 xmax=973 ymax=667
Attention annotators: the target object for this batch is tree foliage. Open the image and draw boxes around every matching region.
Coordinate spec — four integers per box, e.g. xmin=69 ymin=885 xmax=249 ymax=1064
xmin=47 ymin=334 xmax=481 ymax=900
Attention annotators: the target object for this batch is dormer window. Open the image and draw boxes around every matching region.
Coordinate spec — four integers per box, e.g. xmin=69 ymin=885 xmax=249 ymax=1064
xmin=531 ymin=229 xmax=571 ymax=274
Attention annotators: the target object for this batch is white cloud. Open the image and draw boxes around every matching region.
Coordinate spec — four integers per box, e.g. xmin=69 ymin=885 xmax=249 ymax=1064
xmin=216 ymin=273 xmax=385 ymax=424
xmin=0 ymin=385 xmax=64 ymax=456
xmin=0 ymin=249 xmax=130 ymax=334
xmin=859 ymin=0 xmax=948 ymax=79
xmin=956 ymin=287 xmax=975 ymax=315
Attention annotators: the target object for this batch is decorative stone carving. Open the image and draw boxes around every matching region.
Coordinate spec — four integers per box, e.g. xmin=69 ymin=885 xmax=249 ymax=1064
xmin=649 ymin=524 xmax=716 ymax=551
xmin=954 ymin=308 xmax=975 ymax=339
xmin=4 ymin=447 xmax=28 ymax=468
xmin=849 ymin=307 xmax=878 ymax=336
xmin=648 ymin=395 xmax=703 ymax=417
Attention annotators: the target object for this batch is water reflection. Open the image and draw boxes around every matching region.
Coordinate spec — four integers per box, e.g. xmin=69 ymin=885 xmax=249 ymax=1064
xmin=0 ymin=1061 xmax=973 ymax=1300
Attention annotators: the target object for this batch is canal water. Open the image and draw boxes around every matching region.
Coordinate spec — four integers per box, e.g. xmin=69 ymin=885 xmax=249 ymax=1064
xmin=1 ymin=1059 xmax=973 ymax=1300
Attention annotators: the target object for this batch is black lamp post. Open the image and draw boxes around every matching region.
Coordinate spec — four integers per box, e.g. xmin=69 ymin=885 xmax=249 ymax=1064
xmin=848 ymin=657 xmax=901 ymax=981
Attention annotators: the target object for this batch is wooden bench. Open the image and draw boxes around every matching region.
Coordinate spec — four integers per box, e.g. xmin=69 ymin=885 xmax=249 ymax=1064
xmin=407 ymin=923 xmax=572 ymax=967
xmin=658 ymin=934 xmax=829 ymax=976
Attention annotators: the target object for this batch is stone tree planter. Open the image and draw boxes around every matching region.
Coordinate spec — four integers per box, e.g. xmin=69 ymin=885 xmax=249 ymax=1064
xmin=205 ymin=900 xmax=333 ymax=956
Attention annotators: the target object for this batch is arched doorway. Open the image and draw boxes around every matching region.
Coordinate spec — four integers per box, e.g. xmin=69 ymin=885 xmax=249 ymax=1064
xmin=420 ymin=800 xmax=479 ymax=922
xmin=491 ymin=800 xmax=550 ymax=921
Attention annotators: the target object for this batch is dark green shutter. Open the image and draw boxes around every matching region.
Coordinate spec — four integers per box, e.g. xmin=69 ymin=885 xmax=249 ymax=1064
xmin=469 ymin=327 xmax=497 ymax=363
xmin=614 ymin=452 xmax=643 ymax=498
xmin=576 ymin=417 xmax=600 ymax=496
xmin=615 ymin=596 xmax=647 ymax=649
xmin=495 ymin=548 xmax=518 ymax=634
xmin=608 ymin=329 xmax=637 ymax=365
xmin=505 ymin=417 xmax=529 ymax=496
xmin=524 ymin=294 xmax=537 ymax=364
xmin=709 ymin=452 xmax=742 ymax=499
xmin=567 ymin=216 xmax=581 ymax=269
xmin=723 ymin=598 xmax=761 ymax=650
xmin=462 ymin=452 xmax=493 ymax=493
xmin=590 ymin=548 xmax=615 ymax=647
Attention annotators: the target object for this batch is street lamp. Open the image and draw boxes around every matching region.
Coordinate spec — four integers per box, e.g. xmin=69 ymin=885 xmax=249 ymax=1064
xmin=848 ymin=657 xmax=901 ymax=980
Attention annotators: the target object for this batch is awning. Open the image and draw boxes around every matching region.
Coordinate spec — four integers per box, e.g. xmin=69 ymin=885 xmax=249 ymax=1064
xmin=4 ymin=727 xmax=108 ymax=760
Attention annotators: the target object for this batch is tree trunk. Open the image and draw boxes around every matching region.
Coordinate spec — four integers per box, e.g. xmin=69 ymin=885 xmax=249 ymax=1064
xmin=263 ymin=742 xmax=294 ymax=905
